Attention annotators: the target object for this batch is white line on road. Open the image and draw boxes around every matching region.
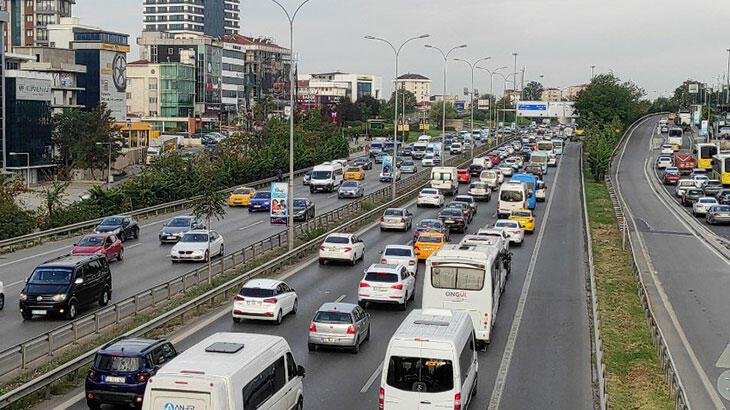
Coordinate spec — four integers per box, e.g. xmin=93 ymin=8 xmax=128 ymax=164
xmin=141 ymin=218 xmax=173 ymax=228
xmin=488 ymin=148 xmax=564 ymax=410
xmin=126 ymin=243 xmax=142 ymax=250
xmin=0 ymin=245 xmax=70 ymax=268
xmin=334 ymin=294 xmax=346 ymax=303
xmin=360 ymin=361 xmax=384 ymax=393
xmin=239 ymin=220 xmax=264 ymax=231
xmin=327 ymin=193 xmax=338 ymax=199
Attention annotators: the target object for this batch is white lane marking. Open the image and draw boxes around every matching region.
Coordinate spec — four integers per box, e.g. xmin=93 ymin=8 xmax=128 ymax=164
xmin=126 ymin=243 xmax=142 ymax=250
xmin=488 ymin=145 xmax=564 ymax=410
xmin=0 ymin=246 xmax=70 ymax=268
xmin=53 ymin=392 xmax=84 ymax=410
xmin=361 ymin=361 xmax=384 ymax=393
xmin=327 ymin=193 xmax=338 ymax=199
xmin=716 ymin=343 xmax=730 ymax=368
xmin=6 ymin=279 xmax=26 ymax=288
xmin=141 ymin=218 xmax=173 ymax=228
xmin=334 ymin=294 xmax=346 ymax=303
xmin=239 ymin=220 xmax=264 ymax=231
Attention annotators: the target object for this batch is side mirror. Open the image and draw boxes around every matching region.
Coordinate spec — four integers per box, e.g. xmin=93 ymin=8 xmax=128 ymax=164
xmin=74 ymin=278 xmax=84 ymax=285
xmin=296 ymin=365 xmax=306 ymax=378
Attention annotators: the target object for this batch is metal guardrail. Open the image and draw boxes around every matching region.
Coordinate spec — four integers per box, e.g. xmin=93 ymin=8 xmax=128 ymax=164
xmin=0 ymin=142 xmax=499 ymax=406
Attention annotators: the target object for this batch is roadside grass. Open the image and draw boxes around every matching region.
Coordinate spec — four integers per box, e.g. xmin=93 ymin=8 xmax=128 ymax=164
xmin=584 ymin=176 xmax=673 ymax=409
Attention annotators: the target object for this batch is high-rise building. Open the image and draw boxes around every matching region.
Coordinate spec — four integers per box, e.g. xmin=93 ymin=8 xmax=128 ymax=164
xmin=2 ymin=0 xmax=75 ymax=50
xmin=143 ymin=0 xmax=240 ymax=38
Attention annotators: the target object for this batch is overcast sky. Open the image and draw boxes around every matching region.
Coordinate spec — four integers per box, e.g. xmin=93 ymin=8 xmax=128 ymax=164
xmin=77 ymin=0 xmax=730 ymax=99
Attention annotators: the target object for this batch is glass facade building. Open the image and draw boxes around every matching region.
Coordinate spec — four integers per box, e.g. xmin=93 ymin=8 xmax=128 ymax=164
xmin=159 ymin=62 xmax=195 ymax=118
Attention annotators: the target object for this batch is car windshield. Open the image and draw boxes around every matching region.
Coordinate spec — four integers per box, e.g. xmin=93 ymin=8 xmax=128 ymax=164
xmin=470 ymin=183 xmax=486 ymax=190
xmin=384 ymin=209 xmax=403 ymax=216
xmin=100 ymin=217 xmax=123 ymax=226
xmin=166 ymin=218 xmax=191 ymax=227
xmin=687 ymin=190 xmax=702 ymax=195
xmin=384 ymin=247 xmax=412 ymax=257
xmin=715 ymin=206 xmax=730 ymax=212
xmin=94 ymin=355 xmax=141 ymax=372
xmin=313 ymin=311 xmax=352 ymax=324
xmin=495 ymin=221 xmax=519 ymax=228
xmin=312 ymin=170 xmax=333 ymax=179
xmin=500 ymin=190 xmax=524 ymax=202
xmin=346 ymin=167 xmax=361 ymax=173
xmin=417 ymin=220 xmax=442 ymax=229
xmin=254 ymin=191 xmax=270 ymax=199
xmin=403 ymin=161 xmax=414 ymax=166
xmin=77 ymin=236 xmax=104 ymax=246
xmin=324 ymin=236 xmax=349 ymax=244
xmin=706 ymin=181 xmax=721 ymax=186
xmin=180 ymin=233 xmax=208 ymax=242
xmin=342 ymin=181 xmax=358 ymax=188
xmin=455 ymin=197 xmax=473 ymax=203
xmin=699 ymin=199 xmax=717 ymax=203
xmin=365 ymin=272 xmax=399 ymax=282
xmin=293 ymin=199 xmax=307 ymax=207
xmin=233 ymin=188 xmax=252 ymax=195
xmin=239 ymin=287 xmax=275 ymax=298
xmin=386 ymin=356 xmax=454 ymax=393
xmin=29 ymin=267 xmax=73 ymax=285
xmin=418 ymin=235 xmax=443 ymax=243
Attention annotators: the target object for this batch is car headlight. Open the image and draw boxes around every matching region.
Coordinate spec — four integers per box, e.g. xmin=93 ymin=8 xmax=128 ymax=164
xmin=52 ymin=294 xmax=67 ymax=302
xmin=19 ymin=293 xmax=27 ymax=301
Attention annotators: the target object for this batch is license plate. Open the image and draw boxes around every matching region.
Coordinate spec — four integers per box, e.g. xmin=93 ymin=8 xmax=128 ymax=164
xmin=104 ymin=376 xmax=126 ymax=383
xmin=323 ymin=338 xmax=337 ymax=343
xmin=31 ymin=309 xmax=47 ymax=315
xmin=375 ymin=287 xmax=387 ymax=292
xmin=247 ymin=301 xmax=261 ymax=306
xmin=253 ymin=204 xmax=261 ymax=208
xmin=446 ymin=219 xmax=455 ymax=223
xmin=167 ymin=236 xmax=176 ymax=239
xmin=328 ymin=247 xmax=338 ymax=252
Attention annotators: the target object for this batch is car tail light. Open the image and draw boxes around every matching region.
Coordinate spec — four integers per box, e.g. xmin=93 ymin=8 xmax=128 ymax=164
xmin=454 ymin=391 xmax=462 ymax=410
xmin=380 ymin=258 xmax=388 ymax=263
xmin=391 ymin=283 xmax=403 ymax=290
xmin=512 ymin=230 xmax=521 ymax=234
xmin=346 ymin=324 xmax=356 ymax=334
xmin=380 ymin=217 xmax=384 ymax=222
xmin=263 ymin=298 xmax=278 ymax=304
xmin=400 ymin=218 xmax=406 ymax=223
xmin=713 ymin=212 xmax=720 ymax=216
xmin=344 ymin=247 xmax=352 ymax=253
xmin=309 ymin=322 xmax=317 ymax=332
xmin=233 ymin=295 xmax=245 ymax=302
xmin=359 ymin=282 xmax=370 ymax=288
xmin=378 ymin=387 xmax=385 ymax=410
xmin=136 ymin=372 xmax=151 ymax=383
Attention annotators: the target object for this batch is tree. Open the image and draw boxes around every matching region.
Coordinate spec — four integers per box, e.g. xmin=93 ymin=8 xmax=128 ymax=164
xmin=670 ymin=84 xmax=692 ymax=110
xmin=584 ymin=121 xmax=622 ymax=182
xmin=380 ymin=89 xmax=417 ymax=120
xmin=190 ymin=161 xmax=227 ymax=284
xmin=356 ymin=95 xmax=380 ymax=121
xmin=574 ymin=73 xmax=644 ymax=128
xmin=0 ymin=174 xmax=34 ymax=240
xmin=522 ymin=81 xmax=544 ymax=101
xmin=37 ymin=180 xmax=70 ymax=224
xmin=335 ymin=98 xmax=361 ymax=123
xmin=429 ymin=101 xmax=458 ymax=128
xmin=649 ymin=96 xmax=677 ymax=113
xmin=52 ymin=108 xmax=87 ymax=177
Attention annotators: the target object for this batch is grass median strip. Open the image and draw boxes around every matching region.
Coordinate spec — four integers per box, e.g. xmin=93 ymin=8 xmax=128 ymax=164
xmin=584 ymin=175 xmax=673 ymax=409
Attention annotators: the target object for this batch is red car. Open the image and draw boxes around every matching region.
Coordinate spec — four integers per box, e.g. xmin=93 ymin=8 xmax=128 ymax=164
xmin=457 ymin=168 xmax=471 ymax=184
xmin=487 ymin=153 xmax=501 ymax=166
xmin=662 ymin=170 xmax=680 ymax=185
xmin=72 ymin=233 xmax=124 ymax=262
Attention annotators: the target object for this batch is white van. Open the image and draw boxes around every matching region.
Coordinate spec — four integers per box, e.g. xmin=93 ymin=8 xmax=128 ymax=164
xmin=418 ymin=135 xmax=432 ymax=143
xmin=310 ymin=162 xmax=344 ymax=193
xmin=142 ymin=333 xmax=304 ymax=410
xmin=497 ymin=181 xmax=527 ymax=217
xmin=430 ymin=167 xmax=458 ymax=196
xmin=380 ymin=309 xmax=477 ymax=410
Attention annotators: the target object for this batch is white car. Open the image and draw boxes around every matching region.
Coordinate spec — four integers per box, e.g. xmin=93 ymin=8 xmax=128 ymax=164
xmin=498 ymin=164 xmax=514 ymax=177
xmin=450 ymin=143 xmax=463 ymax=154
xmin=357 ymin=264 xmax=415 ymax=310
xmin=422 ymin=153 xmax=435 ymax=167
xmin=380 ymin=245 xmax=418 ymax=275
xmin=0 ymin=281 xmax=4 ymax=310
xmin=170 ymin=230 xmax=224 ymax=262
xmin=676 ymin=179 xmax=696 ymax=197
xmin=547 ymin=152 xmax=557 ymax=167
xmin=476 ymin=228 xmax=511 ymax=251
xmin=535 ymin=180 xmax=547 ymax=202
xmin=416 ymin=188 xmax=444 ymax=207
xmin=380 ymin=208 xmax=413 ymax=232
xmin=691 ymin=175 xmax=709 ymax=188
xmin=503 ymin=157 xmax=520 ymax=171
xmin=479 ymin=170 xmax=500 ymax=188
xmin=660 ymin=144 xmax=674 ymax=155
xmin=493 ymin=219 xmax=525 ymax=245
xmin=319 ymin=233 xmax=365 ymax=265
xmin=656 ymin=156 xmax=673 ymax=169
xmin=692 ymin=197 xmax=719 ymax=216
xmin=232 ymin=279 xmax=297 ymax=324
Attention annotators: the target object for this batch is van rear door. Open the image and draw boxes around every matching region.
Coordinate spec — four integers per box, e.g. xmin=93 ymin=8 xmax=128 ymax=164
xmin=147 ymin=389 xmax=212 ymax=410
xmin=384 ymin=343 xmax=455 ymax=409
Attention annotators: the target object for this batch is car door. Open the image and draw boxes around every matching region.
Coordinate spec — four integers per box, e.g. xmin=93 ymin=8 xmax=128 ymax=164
xmin=122 ymin=217 xmax=132 ymax=237
xmin=402 ymin=267 xmax=415 ymax=295
xmin=103 ymin=235 xmax=115 ymax=259
xmin=210 ymin=231 xmax=222 ymax=255
xmin=81 ymin=262 xmax=99 ymax=305
xmin=352 ymin=308 xmax=365 ymax=342
xmin=278 ymin=284 xmax=293 ymax=313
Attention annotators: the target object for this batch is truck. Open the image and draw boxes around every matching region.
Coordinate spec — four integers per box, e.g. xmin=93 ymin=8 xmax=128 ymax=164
xmin=528 ymin=151 xmax=549 ymax=175
xmin=674 ymin=153 xmax=697 ymax=174
xmin=678 ymin=111 xmax=691 ymax=128
xmin=146 ymin=135 xmax=179 ymax=165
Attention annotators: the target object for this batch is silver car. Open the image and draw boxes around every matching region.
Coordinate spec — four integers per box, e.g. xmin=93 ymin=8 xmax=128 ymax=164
xmin=400 ymin=160 xmax=418 ymax=174
xmin=380 ymin=208 xmax=413 ymax=232
xmin=308 ymin=302 xmax=371 ymax=353
xmin=338 ymin=180 xmax=364 ymax=198
xmin=706 ymin=205 xmax=730 ymax=225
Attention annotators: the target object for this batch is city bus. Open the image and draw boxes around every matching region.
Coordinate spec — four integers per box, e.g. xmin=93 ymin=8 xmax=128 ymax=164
xmin=711 ymin=153 xmax=730 ymax=186
xmin=696 ymin=143 xmax=718 ymax=170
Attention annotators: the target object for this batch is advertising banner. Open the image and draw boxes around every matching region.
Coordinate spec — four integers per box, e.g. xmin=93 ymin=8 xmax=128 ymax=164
xmin=270 ymin=182 xmax=288 ymax=224
xmin=15 ymin=77 xmax=52 ymax=101
xmin=382 ymin=155 xmax=393 ymax=176
xmin=477 ymin=99 xmax=490 ymax=109
xmin=99 ymin=50 xmax=128 ymax=121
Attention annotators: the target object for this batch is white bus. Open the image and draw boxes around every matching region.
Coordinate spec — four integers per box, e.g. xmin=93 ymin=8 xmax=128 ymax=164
xmin=497 ymin=181 xmax=527 ymax=218
xmin=422 ymin=244 xmax=508 ymax=345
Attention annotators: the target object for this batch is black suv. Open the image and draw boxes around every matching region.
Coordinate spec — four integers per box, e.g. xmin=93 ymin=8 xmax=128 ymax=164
xmin=20 ymin=254 xmax=112 ymax=320
xmin=86 ymin=338 xmax=177 ymax=409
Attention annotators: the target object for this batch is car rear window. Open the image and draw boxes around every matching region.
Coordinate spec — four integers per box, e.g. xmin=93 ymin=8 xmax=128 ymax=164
xmin=313 ymin=311 xmax=352 ymax=324
xmin=386 ymin=356 xmax=454 ymax=393
xmin=94 ymin=354 xmax=142 ymax=372
xmin=384 ymin=248 xmax=412 ymax=257
xmin=440 ymin=209 xmax=462 ymax=217
xmin=233 ymin=188 xmax=252 ymax=195
xmin=324 ymin=236 xmax=349 ymax=244
xmin=365 ymin=272 xmax=399 ymax=282
xmin=418 ymin=235 xmax=443 ymax=244
xmin=384 ymin=209 xmax=403 ymax=216
xmin=240 ymin=288 xmax=275 ymax=298
xmin=421 ymin=189 xmax=438 ymax=195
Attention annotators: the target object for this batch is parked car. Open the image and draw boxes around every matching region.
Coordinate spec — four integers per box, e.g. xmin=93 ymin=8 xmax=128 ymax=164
xmin=20 ymin=254 xmax=112 ymax=320
xmin=319 ymin=233 xmax=365 ymax=265
xmin=158 ymin=215 xmax=203 ymax=244
xmin=706 ymin=205 xmax=730 ymax=225
xmin=380 ymin=245 xmax=418 ymax=275
xmin=380 ymin=208 xmax=413 ymax=232
xmin=232 ymin=279 xmax=298 ymax=324
xmin=692 ymin=197 xmax=719 ymax=216
xmin=248 ymin=191 xmax=271 ymax=212
xmin=85 ymin=338 xmax=177 ymax=409
xmin=170 ymin=230 xmax=224 ymax=262
xmin=72 ymin=233 xmax=124 ymax=262
xmin=413 ymin=218 xmax=450 ymax=243
xmin=358 ymin=264 xmax=415 ymax=310
xmin=227 ymin=186 xmax=255 ymax=207
xmin=353 ymin=157 xmax=373 ymax=170
xmin=94 ymin=215 xmax=139 ymax=242
xmin=416 ymin=188 xmax=444 ymax=207
xmin=292 ymin=198 xmax=315 ymax=221
xmin=338 ymin=180 xmax=364 ymax=198
xmin=308 ymin=302 xmax=371 ymax=353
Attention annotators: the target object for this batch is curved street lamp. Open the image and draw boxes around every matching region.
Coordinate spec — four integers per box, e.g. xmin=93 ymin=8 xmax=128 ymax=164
xmin=424 ymin=44 xmax=467 ymax=139
xmin=453 ymin=57 xmax=491 ymax=157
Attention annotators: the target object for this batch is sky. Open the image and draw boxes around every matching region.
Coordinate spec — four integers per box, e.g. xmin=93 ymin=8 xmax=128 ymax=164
xmin=77 ymin=0 xmax=730 ymax=99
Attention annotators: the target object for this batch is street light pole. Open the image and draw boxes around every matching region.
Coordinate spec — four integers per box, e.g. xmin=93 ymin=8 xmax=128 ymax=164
xmin=476 ymin=65 xmax=507 ymax=136
xmin=454 ymin=57 xmax=491 ymax=158
xmin=590 ymin=65 xmax=596 ymax=79
xmin=425 ymin=44 xmax=467 ymax=140
xmin=8 ymin=152 xmax=29 ymax=189
xmin=725 ymin=49 xmax=729 ymax=105
xmin=268 ymin=0 xmax=311 ymax=252
xmin=512 ymin=52 xmax=518 ymax=94
xmin=365 ymin=33 xmax=430 ymax=200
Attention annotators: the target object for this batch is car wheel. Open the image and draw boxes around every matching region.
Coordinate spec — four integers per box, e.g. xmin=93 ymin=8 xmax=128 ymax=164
xmin=66 ymin=301 xmax=77 ymax=320
xmin=365 ymin=324 xmax=371 ymax=342
xmin=319 ymin=258 xmax=325 ymax=265
xmin=119 ymin=231 xmax=126 ymax=242
xmin=351 ymin=340 xmax=360 ymax=354
xmin=409 ymin=287 xmax=416 ymax=301
xmin=358 ymin=300 xmax=367 ymax=309
xmin=133 ymin=228 xmax=139 ymax=239
xmin=117 ymin=248 xmax=124 ymax=261
xmin=350 ymin=256 xmax=356 ymax=266
xmin=86 ymin=399 xmax=101 ymax=410
xmin=296 ymin=398 xmax=304 ymax=410
xmin=219 ymin=245 xmax=225 ymax=257
xmin=0 ymin=294 xmax=4 ymax=310
xmin=308 ymin=343 xmax=317 ymax=352
xmin=275 ymin=310 xmax=283 ymax=325
xmin=400 ymin=296 xmax=408 ymax=311
xmin=232 ymin=317 xmax=242 ymax=323
xmin=292 ymin=299 xmax=298 ymax=315
xmin=99 ymin=289 xmax=110 ymax=306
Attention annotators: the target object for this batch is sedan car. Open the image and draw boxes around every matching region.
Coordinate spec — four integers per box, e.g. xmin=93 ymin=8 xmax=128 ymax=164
xmin=72 ymin=233 xmax=124 ymax=262
xmin=692 ymin=197 xmax=719 ymax=216
xmin=159 ymin=215 xmax=202 ymax=243
xmin=248 ymin=191 xmax=271 ymax=212
xmin=476 ymin=228 xmax=510 ymax=252
xmin=421 ymin=153 xmax=436 ymax=167
xmin=344 ymin=166 xmax=366 ymax=181
xmin=702 ymin=179 xmax=723 ymax=196
xmin=358 ymin=264 xmax=415 ymax=310
xmin=656 ymin=156 xmax=673 ymax=169
xmin=416 ymin=188 xmax=444 ymax=207
xmin=400 ymin=160 xmax=417 ymax=174
xmin=497 ymin=164 xmax=514 ymax=177
xmin=681 ymin=188 xmax=703 ymax=207
xmin=308 ymin=302 xmax=370 ymax=353
xmin=706 ymin=205 xmax=730 ymax=225
xmin=292 ymin=198 xmax=315 ymax=221
xmin=380 ymin=208 xmax=413 ymax=232
xmin=453 ymin=195 xmax=478 ymax=215
xmin=438 ymin=207 xmax=468 ymax=233
xmin=338 ymin=180 xmax=364 ymax=198
xmin=94 ymin=216 xmax=138 ymax=242
xmin=662 ymin=167 xmax=681 ymax=185
xmin=232 ymin=279 xmax=298 ymax=325
xmin=400 ymin=146 xmax=413 ymax=157
xmin=467 ymin=182 xmax=491 ymax=201
xmin=380 ymin=245 xmax=417 ymax=275
xmin=413 ymin=232 xmax=447 ymax=260
xmin=445 ymin=201 xmax=474 ymax=224
xmin=353 ymin=157 xmax=373 ymax=170
xmin=479 ymin=170 xmax=500 ymax=188
xmin=413 ymin=218 xmax=450 ymax=243
xmin=170 ymin=230 xmax=224 ymax=262
xmin=319 ymin=233 xmax=365 ymax=265
xmin=660 ymin=144 xmax=674 ymax=155
xmin=493 ymin=219 xmax=525 ymax=245
xmin=509 ymin=209 xmax=536 ymax=233
xmin=227 ymin=186 xmax=255 ymax=207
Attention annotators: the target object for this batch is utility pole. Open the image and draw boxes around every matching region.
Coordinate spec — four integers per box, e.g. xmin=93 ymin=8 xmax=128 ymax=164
xmin=726 ymin=49 xmax=730 ymax=106
xmin=512 ymin=52 xmax=518 ymax=94
xmin=591 ymin=65 xmax=596 ymax=79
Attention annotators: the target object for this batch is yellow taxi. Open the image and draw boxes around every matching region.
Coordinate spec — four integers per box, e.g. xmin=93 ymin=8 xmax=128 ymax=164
xmin=344 ymin=166 xmax=366 ymax=181
xmin=227 ymin=187 xmax=255 ymax=207
xmin=509 ymin=209 xmax=535 ymax=233
xmin=414 ymin=232 xmax=446 ymax=261
xmin=671 ymin=143 xmax=681 ymax=152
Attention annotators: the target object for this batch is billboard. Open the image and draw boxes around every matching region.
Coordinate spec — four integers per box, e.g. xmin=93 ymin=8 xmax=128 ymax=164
xmin=15 ymin=77 xmax=52 ymax=101
xmin=270 ymin=182 xmax=288 ymax=224
xmin=516 ymin=101 xmax=548 ymax=117
xmin=477 ymin=99 xmax=490 ymax=109
xmin=382 ymin=155 xmax=393 ymax=176
xmin=99 ymin=50 xmax=128 ymax=121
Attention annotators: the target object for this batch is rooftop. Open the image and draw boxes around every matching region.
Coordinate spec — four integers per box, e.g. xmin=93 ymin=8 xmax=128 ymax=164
xmin=397 ymin=73 xmax=430 ymax=81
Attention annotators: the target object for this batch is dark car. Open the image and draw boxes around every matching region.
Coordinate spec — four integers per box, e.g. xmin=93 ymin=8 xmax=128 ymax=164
xmin=717 ymin=190 xmax=730 ymax=205
xmin=158 ymin=215 xmax=203 ymax=244
xmin=438 ymin=208 xmax=467 ymax=233
xmin=94 ymin=215 xmax=139 ymax=242
xmin=703 ymin=180 xmax=723 ymax=196
xmin=353 ymin=157 xmax=373 ymax=170
xmin=20 ymin=254 xmax=112 ymax=320
xmin=293 ymin=198 xmax=315 ymax=221
xmin=85 ymin=338 xmax=178 ymax=409
xmin=469 ymin=163 xmax=484 ymax=177
xmin=401 ymin=146 xmax=413 ymax=157
xmin=445 ymin=201 xmax=474 ymax=223
xmin=453 ymin=195 xmax=478 ymax=214
xmin=413 ymin=218 xmax=450 ymax=242
xmin=248 ymin=191 xmax=271 ymax=212
xmin=681 ymin=188 xmax=703 ymax=207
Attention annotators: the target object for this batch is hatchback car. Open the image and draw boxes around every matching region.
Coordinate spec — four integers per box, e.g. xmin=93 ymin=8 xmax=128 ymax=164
xmin=467 ymin=182 xmax=491 ymax=201
xmin=421 ymin=153 xmax=436 ymax=167
xmin=457 ymin=168 xmax=471 ymax=184
xmin=445 ymin=201 xmax=474 ymax=223
xmin=413 ymin=232 xmax=447 ymax=261
xmin=662 ymin=167 xmax=681 ymax=185
xmin=706 ymin=205 xmax=730 ymax=225
xmin=292 ymin=198 xmax=315 ymax=221
xmin=413 ymin=219 xmax=450 ymax=243
xmin=479 ymin=170 xmax=500 ymax=188
xmin=158 ymin=215 xmax=203 ymax=243
xmin=358 ymin=264 xmax=415 ymax=310
xmin=400 ymin=160 xmax=418 ymax=174
xmin=660 ymin=144 xmax=674 ymax=155
xmin=344 ymin=166 xmax=366 ymax=181
xmin=702 ymin=179 xmax=723 ymax=196
xmin=692 ymin=197 xmax=719 ymax=216
xmin=681 ymin=188 xmax=703 ymax=207
xmin=656 ymin=156 xmax=673 ymax=169
xmin=85 ymin=338 xmax=177 ymax=409
xmin=170 ymin=230 xmax=224 ymax=262
xmin=232 ymin=279 xmax=298 ymax=324
xmin=493 ymin=219 xmax=525 ymax=245
xmin=380 ymin=208 xmax=413 ymax=232
xmin=319 ymin=233 xmax=365 ymax=265
xmin=380 ymin=245 xmax=417 ymax=275
xmin=438 ymin=207 xmax=468 ymax=233
xmin=248 ymin=191 xmax=271 ymax=212
xmin=498 ymin=164 xmax=514 ymax=177
xmin=509 ymin=209 xmax=536 ymax=233
xmin=94 ymin=215 xmax=139 ymax=242
xmin=227 ymin=186 xmax=255 ymax=207
xmin=338 ymin=180 xmax=364 ymax=199
xmin=308 ymin=302 xmax=370 ymax=353
xmin=353 ymin=157 xmax=373 ymax=170
xmin=72 ymin=233 xmax=124 ymax=262
xmin=416 ymin=188 xmax=444 ymax=207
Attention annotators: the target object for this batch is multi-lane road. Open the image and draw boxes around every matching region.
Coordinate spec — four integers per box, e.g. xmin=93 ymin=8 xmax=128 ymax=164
xmin=615 ymin=115 xmax=730 ymax=408
xmin=51 ymin=141 xmax=593 ymax=409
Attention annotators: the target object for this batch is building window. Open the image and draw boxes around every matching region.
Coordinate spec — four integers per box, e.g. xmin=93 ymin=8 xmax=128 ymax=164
xmin=149 ymin=78 xmax=158 ymax=90
xmin=126 ymin=92 xmax=132 ymax=99
xmin=26 ymin=15 xmax=33 ymax=22
xmin=149 ymin=97 xmax=158 ymax=105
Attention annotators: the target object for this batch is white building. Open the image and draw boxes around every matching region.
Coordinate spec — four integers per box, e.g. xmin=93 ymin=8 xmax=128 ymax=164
xmin=396 ymin=73 xmax=431 ymax=105
xmin=301 ymin=72 xmax=382 ymax=103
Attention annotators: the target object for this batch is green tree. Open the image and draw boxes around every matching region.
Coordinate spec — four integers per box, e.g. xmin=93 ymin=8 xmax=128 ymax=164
xmin=190 ymin=160 xmax=228 ymax=284
xmin=37 ymin=180 xmax=70 ymax=224
xmin=649 ymin=96 xmax=677 ymax=113
xmin=0 ymin=174 xmax=35 ymax=240
xmin=52 ymin=108 xmax=87 ymax=177
xmin=584 ymin=121 xmax=622 ymax=182
xmin=429 ymin=101 xmax=458 ymax=128
xmin=335 ymin=98 xmax=361 ymax=123
xmin=522 ymin=81 xmax=544 ymax=101
xmin=670 ymin=84 xmax=692 ymax=110
xmin=574 ymin=73 xmax=644 ymax=128
xmin=380 ymin=89 xmax=417 ymax=119
xmin=356 ymin=95 xmax=380 ymax=120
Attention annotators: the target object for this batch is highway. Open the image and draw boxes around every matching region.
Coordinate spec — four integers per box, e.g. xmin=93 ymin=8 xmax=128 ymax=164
xmin=615 ymin=115 xmax=730 ymax=408
xmin=0 ymin=153 xmax=443 ymax=350
xmin=51 ymin=141 xmax=593 ymax=410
